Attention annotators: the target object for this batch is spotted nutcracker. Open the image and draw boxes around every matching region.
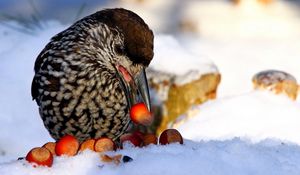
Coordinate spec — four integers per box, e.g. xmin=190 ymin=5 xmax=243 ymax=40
xmin=31 ymin=8 xmax=154 ymax=142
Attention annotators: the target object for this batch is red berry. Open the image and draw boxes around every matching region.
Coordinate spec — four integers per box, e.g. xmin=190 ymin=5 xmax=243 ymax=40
xmin=142 ymin=133 xmax=158 ymax=146
xmin=94 ymin=137 xmax=115 ymax=152
xmin=132 ymin=130 xmax=144 ymax=140
xmin=55 ymin=135 xmax=79 ymax=156
xmin=130 ymin=103 xmax=153 ymax=126
xmin=79 ymin=139 xmax=96 ymax=152
xmin=159 ymin=129 xmax=183 ymax=145
xmin=26 ymin=147 xmax=53 ymax=167
xmin=42 ymin=142 xmax=56 ymax=156
xmin=120 ymin=133 xmax=142 ymax=147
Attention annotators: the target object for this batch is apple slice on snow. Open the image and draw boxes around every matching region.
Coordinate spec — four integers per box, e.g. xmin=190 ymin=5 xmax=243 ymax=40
xmin=120 ymin=133 xmax=142 ymax=147
xmin=55 ymin=135 xmax=79 ymax=156
xmin=26 ymin=147 xmax=53 ymax=167
xmin=142 ymin=133 xmax=158 ymax=146
xmin=42 ymin=142 xmax=56 ymax=156
xmin=79 ymin=139 xmax=96 ymax=152
xmin=94 ymin=137 xmax=115 ymax=152
xmin=159 ymin=129 xmax=183 ymax=145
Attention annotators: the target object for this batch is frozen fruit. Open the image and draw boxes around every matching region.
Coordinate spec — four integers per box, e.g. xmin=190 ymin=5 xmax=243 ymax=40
xmin=120 ymin=133 xmax=142 ymax=147
xmin=100 ymin=154 xmax=122 ymax=165
xmin=132 ymin=130 xmax=144 ymax=140
xmin=142 ymin=133 xmax=157 ymax=146
xmin=55 ymin=135 xmax=79 ymax=156
xmin=94 ymin=137 xmax=115 ymax=152
xmin=79 ymin=139 xmax=96 ymax=152
xmin=159 ymin=129 xmax=183 ymax=145
xmin=130 ymin=103 xmax=153 ymax=126
xmin=26 ymin=147 xmax=53 ymax=167
xmin=42 ymin=142 xmax=56 ymax=156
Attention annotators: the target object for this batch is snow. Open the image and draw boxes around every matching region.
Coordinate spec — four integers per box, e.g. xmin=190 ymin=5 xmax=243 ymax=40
xmin=0 ymin=21 xmax=64 ymax=162
xmin=178 ymin=91 xmax=300 ymax=144
xmin=177 ymin=0 xmax=300 ymax=97
xmin=2 ymin=140 xmax=300 ymax=175
xmin=180 ymin=37 xmax=300 ymax=98
xmin=1 ymin=0 xmax=300 ymax=174
xmin=151 ymin=35 xmax=218 ymax=85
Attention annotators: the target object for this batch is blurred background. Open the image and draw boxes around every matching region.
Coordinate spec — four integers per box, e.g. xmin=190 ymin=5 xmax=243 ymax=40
xmin=1 ymin=0 xmax=300 ymax=38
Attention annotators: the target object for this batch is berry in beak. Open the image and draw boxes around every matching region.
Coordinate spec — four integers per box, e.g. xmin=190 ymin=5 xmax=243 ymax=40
xmin=116 ymin=65 xmax=151 ymax=111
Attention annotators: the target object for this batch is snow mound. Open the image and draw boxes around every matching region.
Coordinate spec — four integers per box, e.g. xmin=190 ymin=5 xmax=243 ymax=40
xmin=151 ymin=35 xmax=218 ymax=85
xmin=0 ymin=22 xmax=64 ymax=161
xmin=178 ymin=90 xmax=300 ymax=144
xmin=1 ymin=139 xmax=300 ymax=175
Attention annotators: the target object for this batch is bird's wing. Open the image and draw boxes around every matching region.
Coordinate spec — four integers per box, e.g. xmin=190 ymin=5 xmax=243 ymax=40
xmin=31 ymin=47 xmax=48 ymax=101
xmin=31 ymin=31 xmax=66 ymax=101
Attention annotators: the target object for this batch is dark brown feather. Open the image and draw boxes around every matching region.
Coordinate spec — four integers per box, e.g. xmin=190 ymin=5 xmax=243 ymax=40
xmin=93 ymin=8 xmax=154 ymax=66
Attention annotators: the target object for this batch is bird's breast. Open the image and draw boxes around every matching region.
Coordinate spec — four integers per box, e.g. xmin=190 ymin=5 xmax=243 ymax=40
xmin=38 ymin=61 xmax=130 ymax=141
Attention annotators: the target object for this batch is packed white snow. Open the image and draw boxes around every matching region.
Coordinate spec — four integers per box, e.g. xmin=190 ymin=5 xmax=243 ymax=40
xmin=1 ymin=140 xmax=300 ymax=175
xmin=1 ymin=0 xmax=300 ymax=174
xmin=0 ymin=21 xmax=63 ymax=162
xmin=151 ymin=35 xmax=218 ymax=85
xmin=178 ymin=90 xmax=300 ymax=144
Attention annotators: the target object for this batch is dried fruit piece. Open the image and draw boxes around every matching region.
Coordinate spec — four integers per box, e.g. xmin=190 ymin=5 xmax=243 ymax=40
xmin=17 ymin=157 xmax=25 ymax=160
xmin=120 ymin=133 xmax=142 ymax=147
xmin=159 ymin=129 xmax=183 ymax=145
xmin=26 ymin=147 xmax=53 ymax=167
xmin=130 ymin=103 xmax=153 ymax=126
xmin=252 ymin=70 xmax=298 ymax=100
xmin=55 ymin=135 xmax=79 ymax=156
xmin=100 ymin=154 xmax=122 ymax=165
xmin=79 ymin=139 xmax=96 ymax=152
xmin=94 ymin=137 xmax=115 ymax=152
xmin=42 ymin=142 xmax=56 ymax=156
xmin=122 ymin=155 xmax=133 ymax=163
xmin=142 ymin=133 xmax=157 ymax=146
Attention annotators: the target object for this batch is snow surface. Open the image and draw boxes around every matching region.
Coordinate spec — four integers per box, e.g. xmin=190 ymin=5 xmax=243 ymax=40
xmin=178 ymin=91 xmax=300 ymax=144
xmin=1 ymin=0 xmax=300 ymax=174
xmin=0 ymin=22 xmax=63 ymax=162
xmin=1 ymin=140 xmax=300 ymax=175
xmin=151 ymin=35 xmax=218 ymax=85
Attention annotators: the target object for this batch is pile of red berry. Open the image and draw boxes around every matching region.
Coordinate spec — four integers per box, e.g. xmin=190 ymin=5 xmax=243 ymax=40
xmin=24 ymin=103 xmax=184 ymax=167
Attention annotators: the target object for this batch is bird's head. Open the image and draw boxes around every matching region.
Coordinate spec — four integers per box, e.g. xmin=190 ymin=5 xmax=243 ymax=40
xmin=92 ymin=8 xmax=154 ymax=111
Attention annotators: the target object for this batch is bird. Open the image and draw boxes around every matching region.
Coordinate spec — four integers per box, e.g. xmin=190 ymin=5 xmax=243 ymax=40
xmin=31 ymin=8 xmax=154 ymax=142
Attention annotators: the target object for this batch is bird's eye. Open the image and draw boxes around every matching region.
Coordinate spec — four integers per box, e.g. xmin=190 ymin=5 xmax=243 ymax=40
xmin=115 ymin=44 xmax=125 ymax=55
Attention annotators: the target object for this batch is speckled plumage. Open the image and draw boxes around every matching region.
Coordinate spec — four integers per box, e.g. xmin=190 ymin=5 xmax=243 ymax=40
xmin=31 ymin=8 xmax=154 ymax=141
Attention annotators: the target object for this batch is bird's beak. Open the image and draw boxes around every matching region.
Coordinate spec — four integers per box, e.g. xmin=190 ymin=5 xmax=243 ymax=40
xmin=135 ymin=68 xmax=151 ymax=111
xmin=116 ymin=65 xmax=151 ymax=111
